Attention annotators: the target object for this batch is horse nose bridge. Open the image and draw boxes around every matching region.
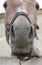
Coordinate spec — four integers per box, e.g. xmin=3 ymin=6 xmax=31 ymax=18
xmin=17 ymin=6 xmax=27 ymax=14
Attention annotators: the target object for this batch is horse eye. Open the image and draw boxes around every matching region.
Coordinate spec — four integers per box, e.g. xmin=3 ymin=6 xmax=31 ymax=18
xmin=3 ymin=1 xmax=7 ymax=9
xmin=35 ymin=3 xmax=39 ymax=10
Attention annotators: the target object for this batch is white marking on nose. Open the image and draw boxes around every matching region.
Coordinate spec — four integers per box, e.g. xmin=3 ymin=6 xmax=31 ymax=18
xmin=17 ymin=7 xmax=27 ymax=14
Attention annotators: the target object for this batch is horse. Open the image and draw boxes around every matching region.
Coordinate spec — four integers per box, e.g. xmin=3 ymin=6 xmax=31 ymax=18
xmin=3 ymin=0 xmax=40 ymax=62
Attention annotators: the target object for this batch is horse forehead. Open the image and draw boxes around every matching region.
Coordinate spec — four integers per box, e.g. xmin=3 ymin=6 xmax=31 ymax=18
xmin=7 ymin=0 xmax=23 ymax=4
xmin=7 ymin=0 xmax=35 ymax=4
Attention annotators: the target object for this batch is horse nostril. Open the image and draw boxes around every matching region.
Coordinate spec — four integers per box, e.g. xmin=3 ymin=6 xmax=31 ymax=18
xmin=11 ymin=25 xmax=13 ymax=33
xmin=30 ymin=27 xmax=33 ymax=35
xmin=11 ymin=25 xmax=15 ymax=36
xmin=29 ymin=26 xmax=34 ymax=38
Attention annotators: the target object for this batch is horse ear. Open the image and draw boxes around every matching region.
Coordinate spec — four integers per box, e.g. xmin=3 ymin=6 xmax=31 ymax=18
xmin=3 ymin=1 xmax=7 ymax=9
